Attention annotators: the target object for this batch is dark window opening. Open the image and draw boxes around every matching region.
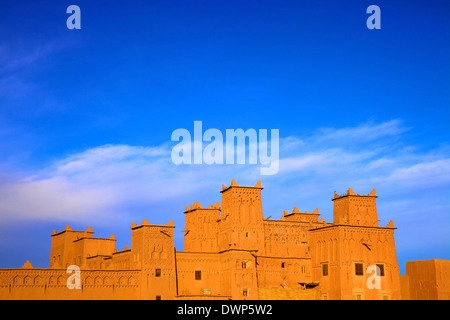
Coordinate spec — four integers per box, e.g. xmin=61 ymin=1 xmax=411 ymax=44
xmin=355 ymin=263 xmax=364 ymax=276
xmin=156 ymin=295 xmax=161 ymax=300
xmin=322 ymin=263 xmax=328 ymax=276
xmin=195 ymin=270 xmax=201 ymax=280
xmin=376 ymin=264 xmax=385 ymax=276
xmin=155 ymin=269 xmax=161 ymax=277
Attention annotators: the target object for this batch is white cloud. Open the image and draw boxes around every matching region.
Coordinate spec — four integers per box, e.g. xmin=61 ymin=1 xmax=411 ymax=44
xmin=0 ymin=42 xmax=63 ymax=73
xmin=310 ymin=119 xmax=411 ymax=144
xmin=0 ymin=120 xmax=448 ymax=237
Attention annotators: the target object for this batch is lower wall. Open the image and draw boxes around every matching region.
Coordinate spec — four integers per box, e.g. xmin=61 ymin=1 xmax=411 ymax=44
xmin=405 ymin=259 xmax=450 ymax=300
xmin=0 ymin=284 xmax=141 ymax=300
xmin=0 ymin=269 xmax=141 ymax=300
xmin=400 ymin=274 xmax=410 ymax=300
xmin=258 ymin=287 xmax=320 ymax=300
xmin=174 ymin=295 xmax=231 ymax=300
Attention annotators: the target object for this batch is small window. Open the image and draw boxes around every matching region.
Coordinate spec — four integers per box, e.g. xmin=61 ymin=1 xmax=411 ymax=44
xmin=281 ymin=262 xmax=285 ymax=268
xmin=355 ymin=263 xmax=364 ymax=276
xmin=376 ymin=264 xmax=385 ymax=276
xmin=242 ymin=261 xmax=247 ymax=269
xmin=195 ymin=270 xmax=201 ymax=280
xmin=356 ymin=294 xmax=363 ymax=300
xmin=246 ymin=232 xmax=249 ymax=238
xmin=322 ymin=263 xmax=328 ymax=276
xmin=156 ymin=295 xmax=161 ymax=300
xmin=155 ymin=268 xmax=161 ymax=277
xmin=301 ymin=265 xmax=306 ymax=273
xmin=243 ymin=289 xmax=248 ymax=296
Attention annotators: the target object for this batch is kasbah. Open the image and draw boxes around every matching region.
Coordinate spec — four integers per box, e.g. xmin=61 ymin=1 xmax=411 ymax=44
xmin=1 ymin=180 xmax=448 ymax=300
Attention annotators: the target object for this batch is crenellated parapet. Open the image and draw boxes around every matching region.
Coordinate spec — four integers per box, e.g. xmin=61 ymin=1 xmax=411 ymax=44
xmin=280 ymin=206 xmax=321 ymax=223
xmin=184 ymin=201 xmax=221 ymax=213
xmin=332 ymin=188 xmax=377 ymax=200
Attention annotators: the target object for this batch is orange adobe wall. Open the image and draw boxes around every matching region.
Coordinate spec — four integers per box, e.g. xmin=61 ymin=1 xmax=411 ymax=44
xmin=404 ymin=259 xmax=450 ymax=300
xmin=0 ymin=180 xmax=448 ymax=300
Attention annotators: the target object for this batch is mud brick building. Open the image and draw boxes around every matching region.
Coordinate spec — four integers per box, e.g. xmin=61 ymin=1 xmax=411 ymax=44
xmin=0 ymin=180 xmax=447 ymax=300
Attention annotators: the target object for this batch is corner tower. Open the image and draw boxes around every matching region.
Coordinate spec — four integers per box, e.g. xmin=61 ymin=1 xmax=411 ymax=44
xmin=130 ymin=219 xmax=177 ymax=300
xmin=183 ymin=202 xmax=221 ymax=252
xmin=332 ymin=188 xmax=379 ymax=226
xmin=218 ymin=180 xmax=265 ymax=254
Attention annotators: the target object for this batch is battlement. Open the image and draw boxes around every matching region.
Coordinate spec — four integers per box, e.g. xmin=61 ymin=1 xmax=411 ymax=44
xmin=280 ymin=206 xmax=320 ymax=223
xmin=51 ymin=225 xmax=94 ymax=238
xmin=332 ymin=188 xmax=377 ymax=200
xmin=220 ymin=179 xmax=263 ymax=193
xmin=130 ymin=219 xmax=175 ymax=229
xmin=184 ymin=202 xmax=221 ymax=213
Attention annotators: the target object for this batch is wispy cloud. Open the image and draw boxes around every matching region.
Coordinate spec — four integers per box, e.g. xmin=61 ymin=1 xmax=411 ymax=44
xmin=0 ymin=42 xmax=60 ymax=73
xmin=0 ymin=40 xmax=72 ymax=102
xmin=0 ymin=120 xmax=448 ymax=259
xmin=310 ymin=119 xmax=411 ymax=144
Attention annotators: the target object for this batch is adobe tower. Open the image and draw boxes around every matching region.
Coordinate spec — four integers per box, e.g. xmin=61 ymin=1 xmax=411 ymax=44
xmin=218 ymin=179 xmax=265 ymax=253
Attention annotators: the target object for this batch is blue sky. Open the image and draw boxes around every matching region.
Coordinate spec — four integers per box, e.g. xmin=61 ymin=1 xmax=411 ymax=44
xmin=0 ymin=0 xmax=449 ymax=274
